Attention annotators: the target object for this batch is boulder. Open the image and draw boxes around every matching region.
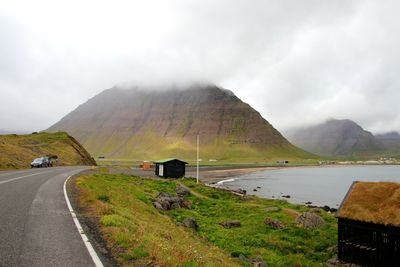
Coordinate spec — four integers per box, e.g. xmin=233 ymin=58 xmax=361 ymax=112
xmin=296 ymin=212 xmax=325 ymax=228
xmin=234 ymin=188 xmax=247 ymax=195
xmin=182 ymin=217 xmax=198 ymax=230
xmin=237 ymin=255 xmax=268 ymax=267
xmin=176 ymin=184 xmax=190 ymax=198
xmin=153 ymin=192 xmax=191 ymax=210
xmin=250 ymin=258 xmax=268 ymax=267
xmin=219 ymin=220 xmax=241 ymax=228
xmin=264 ymin=217 xmax=285 ymax=229
xmin=322 ymin=205 xmax=331 ymax=212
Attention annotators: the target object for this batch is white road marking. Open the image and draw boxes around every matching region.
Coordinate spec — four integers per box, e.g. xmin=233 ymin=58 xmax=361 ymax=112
xmin=63 ymin=176 xmax=104 ymax=267
xmin=0 ymin=169 xmax=34 ymax=177
xmin=0 ymin=171 xmax=50 ymax=185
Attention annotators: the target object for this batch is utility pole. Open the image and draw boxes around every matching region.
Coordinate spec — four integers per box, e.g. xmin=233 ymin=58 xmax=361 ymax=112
xmin=196 ymin=134 xmax=199 ymax=184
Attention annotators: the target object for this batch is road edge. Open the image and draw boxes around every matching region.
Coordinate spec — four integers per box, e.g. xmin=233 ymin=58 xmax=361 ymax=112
xmin=63 ymin=175 xmax=104 ymax=267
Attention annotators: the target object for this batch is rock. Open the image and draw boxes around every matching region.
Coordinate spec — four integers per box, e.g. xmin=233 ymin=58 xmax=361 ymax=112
xmin=322 ymin=205 xmax=331 ymax=212
xmin=296 ymin=212 xmax=325 ymax=228
xmin=305 ymin=201 xmax=312 ymax=205
xmin=181 ymin=199 xmax=192 ymax=209
xmin=237 ymin=254 xmax=268 ymax=267
xmin=153 ymin=192 xmax=191 ymax=210
xmin=256 ymin=186 xmax=261 ymax=189
xmin=176 ymin=184 xmax=190 ymax=198
xmin=154 ymin=201 xmax=164 ymax=210
xmin=330 ymin=208 xmax=338 ymax=213
xmin=219 ymin=220 xmax=241 ymax=228
xmin=156 ymin=192 xmax=172 ymax=198
xmin=170 ymin=202 xmax=181 ymax=209
xmin=265 ymin=206 xmax=280 ymax=212
xmin=238 ymin=254 xmax=247 ymax=261
xmin=250 ymin=258 xmax=268 ymax=267
xmin=253 ymin=189 xmax=258 ymax=191
xmin=281 ymin=195 xmax=291 ymax=198
xmin=235 ymin=188 xmax=247 ymax=195
xmin=182 ymin=217 xmax=198 ymax=230
xmin=264 ymin=217 xmax=285 ymax=229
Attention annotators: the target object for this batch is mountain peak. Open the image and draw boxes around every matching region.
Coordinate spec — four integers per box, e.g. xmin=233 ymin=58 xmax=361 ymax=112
xmin=285 ymin=119 xmax=381 ymax=157
xmin=48 ymin=84 xmax=311 ymax=161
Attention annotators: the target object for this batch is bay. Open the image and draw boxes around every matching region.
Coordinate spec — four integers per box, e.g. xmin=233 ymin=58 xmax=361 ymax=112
xmin=221 ymin=165 xmax=400 ymax=208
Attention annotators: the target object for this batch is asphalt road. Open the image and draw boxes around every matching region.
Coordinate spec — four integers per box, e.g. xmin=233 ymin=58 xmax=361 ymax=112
xmin=0 ymin=166 xmax=96 ymax=267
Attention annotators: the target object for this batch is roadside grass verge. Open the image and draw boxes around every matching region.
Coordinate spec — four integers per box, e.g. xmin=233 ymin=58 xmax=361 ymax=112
xmin=76 ymin=174 xmax=337 ymax=266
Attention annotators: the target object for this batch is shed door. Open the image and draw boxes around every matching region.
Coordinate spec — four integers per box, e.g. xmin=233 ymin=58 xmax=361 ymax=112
xmin=159 ymin=164 xmax=164 ymax=176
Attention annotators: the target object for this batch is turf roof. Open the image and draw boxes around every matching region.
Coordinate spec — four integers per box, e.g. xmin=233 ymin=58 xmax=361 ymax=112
xmin=153 ymin=158 xmax=188 ymax=164
xmin=337 ymin=181 xmax=400 ymax=227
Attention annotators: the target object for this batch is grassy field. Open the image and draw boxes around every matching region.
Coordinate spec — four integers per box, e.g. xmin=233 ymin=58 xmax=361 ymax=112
xmin=75 ymin=172 xmax=337 ymax=266
xmin=0 ymin=132 xmax=96 ymax=169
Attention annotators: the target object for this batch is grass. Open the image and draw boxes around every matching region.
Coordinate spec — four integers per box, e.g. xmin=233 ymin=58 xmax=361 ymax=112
xmin=76 ymin=173 xmax=338 ymax=266
xmin=0 ymin=131 xmax=95 ymax=169
xmin=338 ymin=181 xmax=400 ymax=227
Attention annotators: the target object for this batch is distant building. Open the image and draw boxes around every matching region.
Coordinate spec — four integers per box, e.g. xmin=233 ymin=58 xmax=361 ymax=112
xmin=337 ymin=181 xmax=400 ymax=266
xmin=141 ymin=161 xmax=151 ymax=171
xmin=154 ymin=158 xmax=188 ymax=178
xmin=276 ymin=160 xmax=289 ymax=164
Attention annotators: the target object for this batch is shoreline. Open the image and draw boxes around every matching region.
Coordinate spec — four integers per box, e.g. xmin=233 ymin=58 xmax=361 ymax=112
xmin=186 ymin=163 xmax=352 ymax=184
xmin=120 ymin=163 xmax=395 ymax=184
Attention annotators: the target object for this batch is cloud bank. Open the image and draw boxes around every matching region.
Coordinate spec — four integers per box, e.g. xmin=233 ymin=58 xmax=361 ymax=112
xmin=0 ymin=0 xmax=399 ymax=133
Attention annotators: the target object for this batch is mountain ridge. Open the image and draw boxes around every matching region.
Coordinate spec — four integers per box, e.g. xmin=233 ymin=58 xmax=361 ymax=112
xmin=284 ymin=119 xmax=392 ymax=157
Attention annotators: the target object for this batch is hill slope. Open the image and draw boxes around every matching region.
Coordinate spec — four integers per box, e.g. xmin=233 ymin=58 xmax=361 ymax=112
xmin=375 ymin=132 xmax=400 ymax=150
xmin=0 ymin=132 xmax=96 ymax=169
xmin=48 ymin=85 xmax=313 ymax=162
xmin=284 ymin=119 xmax=383 ymax=157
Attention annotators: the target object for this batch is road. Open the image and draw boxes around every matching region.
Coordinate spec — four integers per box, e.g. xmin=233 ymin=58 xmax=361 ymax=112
xmin=0 ymin=166 xmax=97 ymax=267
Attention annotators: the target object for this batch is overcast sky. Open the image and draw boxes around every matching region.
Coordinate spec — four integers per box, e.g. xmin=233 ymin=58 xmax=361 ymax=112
xmin=0 ymin=0 xmax=399 ymax=134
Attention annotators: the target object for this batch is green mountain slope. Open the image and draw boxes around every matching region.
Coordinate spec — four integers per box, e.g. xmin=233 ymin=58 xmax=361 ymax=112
xmin=0 ymin=132 xmax=96 ymax=169
xmin=48 ymin=85 xmax=314 ymax=162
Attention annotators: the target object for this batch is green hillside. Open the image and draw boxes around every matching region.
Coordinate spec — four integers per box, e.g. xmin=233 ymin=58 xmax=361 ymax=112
xmin=75 ymin=173 xmax=337 ymax=266
xmin=0 ymin=132 xmax=96 ymax=169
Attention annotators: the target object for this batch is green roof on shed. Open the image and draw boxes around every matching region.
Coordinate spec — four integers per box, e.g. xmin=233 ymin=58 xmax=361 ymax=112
xmin=154 ymin=158 xmax=188 ymax=164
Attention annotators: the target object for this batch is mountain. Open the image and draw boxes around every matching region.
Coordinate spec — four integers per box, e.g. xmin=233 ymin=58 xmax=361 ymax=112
xmin=375 ymin=132 xmax=400 ymax=152
xmin=0 ymin=132 xmax=96 ymax=169
xmin=284 ymin=119 xmax=383 ymax=157
xmin=48 ymin=84 xmax=313 ymax=162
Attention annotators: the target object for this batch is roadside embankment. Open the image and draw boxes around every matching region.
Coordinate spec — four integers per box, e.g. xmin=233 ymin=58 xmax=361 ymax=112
xmin=72 ymin=172 xmax=338 ymax=266
xmin=0 ymin=132 xmax=96 ymax=169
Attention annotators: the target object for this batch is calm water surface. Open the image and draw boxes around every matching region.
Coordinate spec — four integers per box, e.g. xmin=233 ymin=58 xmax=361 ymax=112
xmin=222 ymin=165 xmax=400 ymax=208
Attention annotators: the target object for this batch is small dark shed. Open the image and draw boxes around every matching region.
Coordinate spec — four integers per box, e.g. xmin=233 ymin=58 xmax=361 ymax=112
xmin=154 ymin=158 xmax=188 ymax=178
xmin=337 ymin=181 xmax=400 ymax=266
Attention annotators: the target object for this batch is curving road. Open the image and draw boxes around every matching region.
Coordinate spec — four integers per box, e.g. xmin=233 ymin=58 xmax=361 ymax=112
xmin=0 ymin=167 xmax=98 ymax=267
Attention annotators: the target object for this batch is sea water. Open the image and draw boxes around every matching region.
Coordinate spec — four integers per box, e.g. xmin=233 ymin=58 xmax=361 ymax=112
xmin=221 ymin=165 xmax=400 ymax=207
